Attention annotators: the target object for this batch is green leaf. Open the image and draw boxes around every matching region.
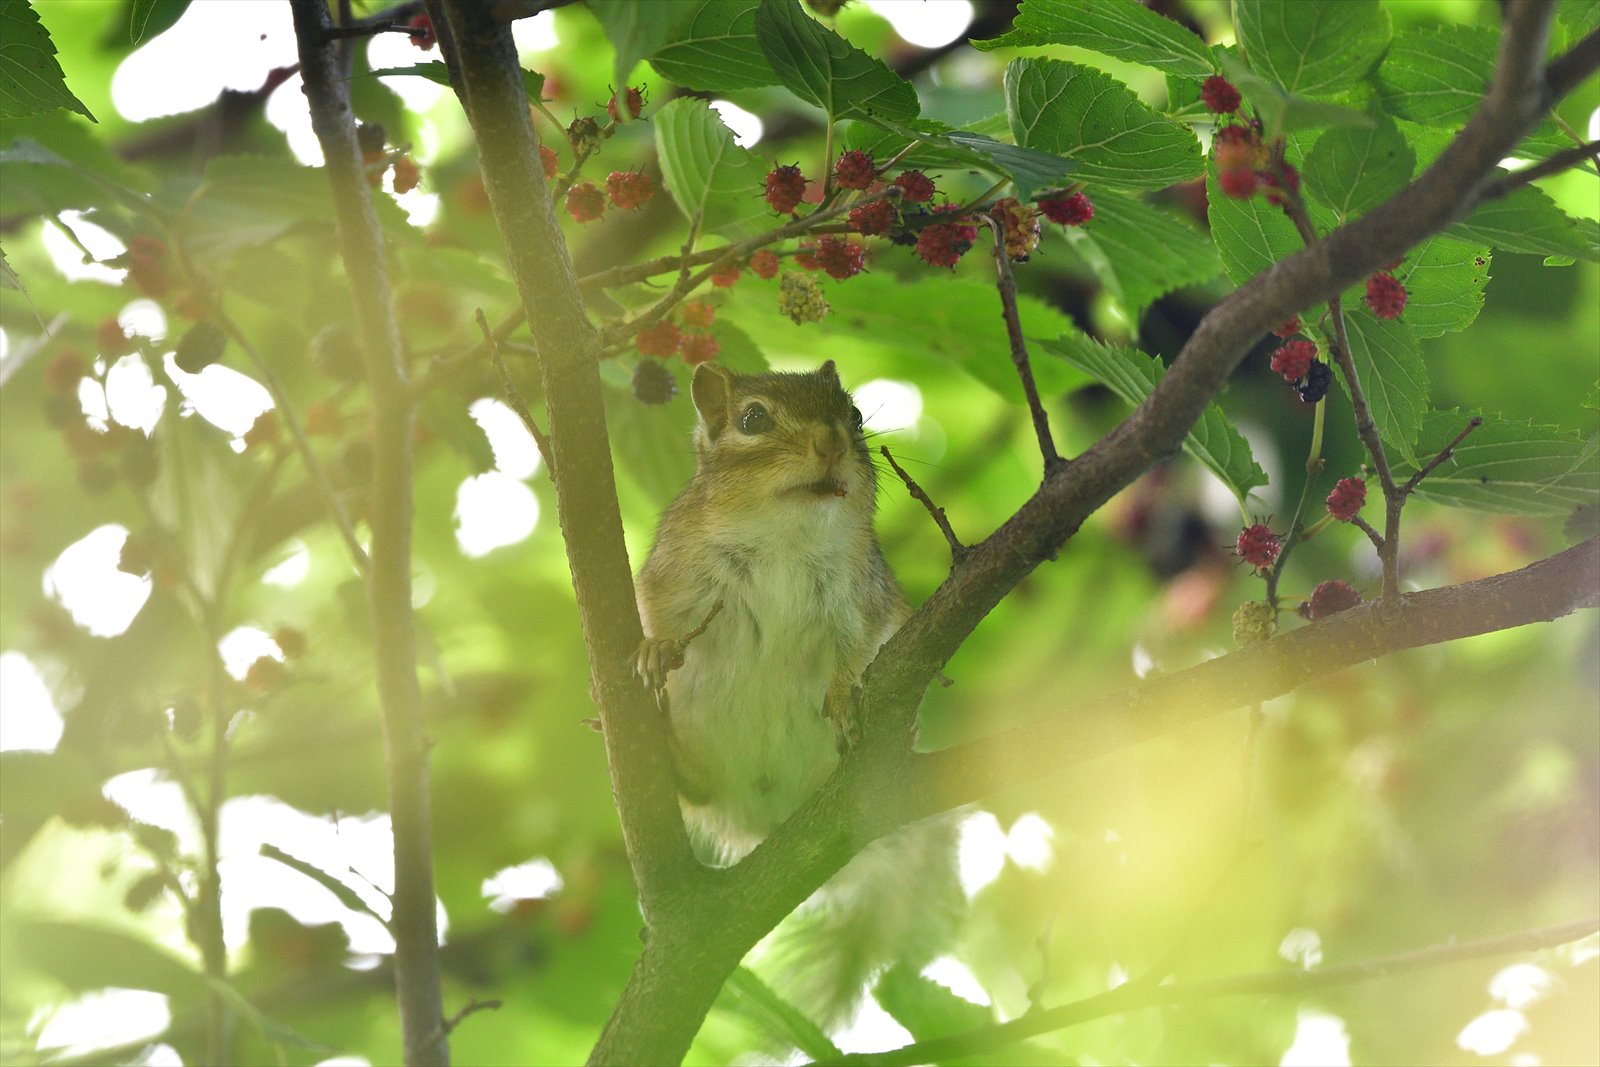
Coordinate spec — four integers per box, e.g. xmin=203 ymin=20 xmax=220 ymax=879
xmin=723 ymin=272 xmax=1090 ymax=401
xmin=1060 ymin=187 xmax=1222 ymax=324
xmin=1558 ymin=0 xmax=1600 ymax=42
xmin=1303 ymin=115 xmax=1414 ymax=220
xmin=1340 ymin=308 xmax=1427 ymax=464
xmin=1376 ymin=25 xmax=1497 ymax=126
xmin=1390 ymin=236 xmax=1489 ymax=339
xmin=259 ymin=843 xmax=388 ymax=926
xmin=1583 ymin=381 xmax=1600 ymax=413
xmin=1218 ymin=53 xmax=1374 ymax=137
xmin=13 ymin=919 xmax=206 ymax=998
xmin=648 ymin=0 xmax=779 ymax=91
xmin=1005 ymin=57 xmax=1201 ymax=190
xmin=1234 ymin=0 xmax=1390 ymax=98
xmin=653 ymin=98 xmax=771 ymax=237
xmin=724 ymin=967 xmax=842 ymax=1062
xmin=754 ymin=0 xmax=919 ymax=125
xmin=1448 ymin=184 xmax=1600 ymax=264
xmin=607 ymin=369 xmax=696 ymax=505
xmin=128 ymin=0 xmax=190 ymax=44
xmin=588 ymin=0 xmax=693 ymax=87
xmin=1397 ymin=410 xmax=1600 ymax=516
xmin=974 ymin=0 xmax=1214 ymax=78
xmin=368 ymin=62 xmax=453 ymax=87
xmin=1039 ymin=332 xmax=1267 ymax=501
xmin=1205 ymin=164 xmax=1302 ymax=285
xmin=873 ymin=965 xmax=993 ymax=1042
xmin=0 ymin=0 xmax=95 ymax=121
xmin=851 ymin=117 xmax=1073 ymax=201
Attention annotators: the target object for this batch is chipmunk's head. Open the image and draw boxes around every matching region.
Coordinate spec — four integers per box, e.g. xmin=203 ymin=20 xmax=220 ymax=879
xmin=690 ymin=360 xmax=873 ymax=511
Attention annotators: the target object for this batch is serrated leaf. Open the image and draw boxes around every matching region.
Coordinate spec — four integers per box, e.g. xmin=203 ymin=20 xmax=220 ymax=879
xmin=1005 ymin=57 xmax=1200 ymax=190
xmin=1218 ymin=53 xmax=1373 ymax=137
xmin=874 ymin=965 xmax=993 ymax=1042
xmin=755 ymin=0 xmax=918 ymax=125
xmin=1448 ymin=184 xmax=1600 ymax=263
xmin=1303 ymin=115 xmax=1414 ymax=220
xmin=723 ymin=271 xmax=1090 ymax=402
xmin=589 ymin=0 xmax=693 ymax=87
xmin=1376 ymin=25 xmax=1497 ymax=126
xmin=1398 ymin=410 xmax=1600 ymax=516
xmin=653 ymin=98 xmax=771 ymax=237
xmin=1389 ymin=236 xmax=1489 ymax=338
xmin=855 ymin=117 xmax=1073 ymax=201
xmin=648 ymin=0 xmax=779 ymax=91
xmin=1040 ymin=332 xmax=1267 ymax=501
xmin=974 ymin=0 xmax=1214 ymax=78
xmin=724 ymin=967 xmax=841 ymax=1062
xmin=1340 ymin=309 xmax=1427 ymax=464
xmin=0 ymin=0 xmax=95 ymax=121
xmin=1206 ymin=165 xmax=1302 ymax=285
xmin=1235 ymin=0 xmax=1389 ymax=99
xmin=1061 ymin=187 xmax=1221 ymax=324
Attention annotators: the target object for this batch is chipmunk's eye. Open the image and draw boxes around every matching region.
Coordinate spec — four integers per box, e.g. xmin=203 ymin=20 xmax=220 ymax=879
xmin=849 ymin=406 xmax=864 ymax=432
xmin=739 ymin=403 xmax=774 ymax=435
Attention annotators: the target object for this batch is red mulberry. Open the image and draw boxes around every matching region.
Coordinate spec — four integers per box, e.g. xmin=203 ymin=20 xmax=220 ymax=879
xmin=1039 ymin=192 xmax=1093 ymax=226
xmin=1365 ymin=271 xmax=1407 ymax=320
xmin=1202 ymin=75 xmax=1241 ymax=114
xmin=1235 ymin=523 xmax=1281 ymax=569
xmin=764 ymin=164 xmax=807 ymax=214
xmin=1325 ymin=478 xmax=1367 ymax=521
xmin=833 ymin=149 xmax=875 ymax=190
xmin=1270 ymin=340 xmax=1317 ymax=382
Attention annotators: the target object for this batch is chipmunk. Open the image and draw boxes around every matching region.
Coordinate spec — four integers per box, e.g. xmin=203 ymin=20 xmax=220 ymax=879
xmin=636 ymin=360 xmax=959 ymax=1024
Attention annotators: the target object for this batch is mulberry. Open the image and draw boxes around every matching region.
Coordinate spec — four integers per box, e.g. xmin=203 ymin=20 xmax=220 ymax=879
xmin=1235 ymin=523 xmax=1281 ymax=569
xmin=1325 ymin=477 xmax=1367 ymax=521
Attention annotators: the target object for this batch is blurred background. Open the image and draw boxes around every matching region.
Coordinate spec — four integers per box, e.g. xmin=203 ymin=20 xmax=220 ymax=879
xmin=0 ymin=1 xmax=1596 ymax=1064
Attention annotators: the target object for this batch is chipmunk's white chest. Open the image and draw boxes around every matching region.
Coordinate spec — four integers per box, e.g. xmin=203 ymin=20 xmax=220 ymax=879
xmin=668 ymin=510 xmax=866 ymax=857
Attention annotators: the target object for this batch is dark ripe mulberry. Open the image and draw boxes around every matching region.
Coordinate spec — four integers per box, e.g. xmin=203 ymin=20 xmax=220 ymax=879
xmin=566 ymin=182 xmax=606 ymax=222
xmin=568 ymin=116 xmax=602 ymax=155
xmin=764 ymin=164 xmax=808 ymax=214
xmin=1038 ymin=192 xmax=1093 ymax=226
xmin=1235 ymin=523 xmax=1281 ymax=569
xmin=750 ymin=248 xmax=781 ymax=279
xmin=174 ymin=321 xmax=227 ymax=374
xmin=1201 ymin=75 xmax=1241 ymax=114
xmin=833 ymin=149 xmax=875 ymax=190
xmin=1301 ymin=579 xmax=1362 ymax=620
xmin=849 ymin=199 xmax=897 ymax=236
xmin=894 ymin=170 xmax=936 ymax=203
xmin=1270 ymin=339 xmax=1317 ymax=382
xmin=1296 ymin=361 xmax=1333 ymax=404
xmin=1325 ymin=477 xmax=1367 ymax=521
xmin=1365 ymin=271 xmax=1408 ymax=319
xmin=632 ymin=360 xmax=676 ymax=404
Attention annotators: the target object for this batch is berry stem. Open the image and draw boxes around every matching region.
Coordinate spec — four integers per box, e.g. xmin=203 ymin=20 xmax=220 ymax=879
xmin=1401 ymin=416 xmax=1483 ymax=496
xmin=978 ymin=215 xmax=1062 ymax=473
xmin=1264 ymin=397 xmax=1326 ymax=611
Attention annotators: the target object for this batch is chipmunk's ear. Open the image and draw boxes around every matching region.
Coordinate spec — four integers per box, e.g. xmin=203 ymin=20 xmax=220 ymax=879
xmin=691 ymin=363 xmax=735 ymax=437
xmin=817 ymin=360 xmax=839 ymax=384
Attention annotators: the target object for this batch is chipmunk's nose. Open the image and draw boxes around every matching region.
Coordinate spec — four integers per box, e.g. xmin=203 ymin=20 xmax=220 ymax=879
xmin=812 ymin=425 xmax=846 ymax=464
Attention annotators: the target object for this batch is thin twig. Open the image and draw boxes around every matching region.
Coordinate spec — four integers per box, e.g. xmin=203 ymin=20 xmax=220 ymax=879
xmin=818 ymin=918 xmax=1600 ymax=1067
xmin=880 ymin=445 xmax=965 ymax=560
xmin=1265 ymin=393 xmax=1327 ymax=610
xmin=978 ymin=215 xmax=1061 ymax=472
xmin=474 ymin=308 xmax=554 ymax=473
xmin=681 ymin=599 xmax=725 ymax=647
xmin=1402 ymin=416 xmax=1483 ymax=495
xmin=435 ymin=997 xmax=502 ymax=1041
xmin=1480 ymin=139 xmax=1600 ymax=198
xmin=1350 ymin=515 xmax=1385 ymax=549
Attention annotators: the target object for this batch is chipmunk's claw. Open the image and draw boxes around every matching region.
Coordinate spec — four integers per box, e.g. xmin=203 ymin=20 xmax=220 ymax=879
xmin=635 ymin=637 xmax=685 ymax=692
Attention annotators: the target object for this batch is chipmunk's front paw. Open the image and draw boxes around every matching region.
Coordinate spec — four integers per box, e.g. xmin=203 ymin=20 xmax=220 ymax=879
xmin=635 ymin=637 xmax=685 ymax=692
xmin=823 ymin=688 xmax=862 ymax=753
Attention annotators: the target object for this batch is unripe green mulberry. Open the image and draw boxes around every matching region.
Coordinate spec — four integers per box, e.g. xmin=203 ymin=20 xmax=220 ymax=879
xmin=1232 ymin=600 xmax=1276 ymax=646
xmin=778 ymin=272 xmax=829 ymax=325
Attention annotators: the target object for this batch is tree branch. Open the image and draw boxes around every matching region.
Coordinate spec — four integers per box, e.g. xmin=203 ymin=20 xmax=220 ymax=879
xmin=1480 ymin=139 xmax=1600 ymax=198
xmin=880 ymin=445 xmax=965 ymax=560
xmin=818 ymin=917 xmax=1600 ymax=1067
xmin=429 ymin=0 xmax=696 ymax=913
xmin=289 ymin=3 xmax=445 ymax=1064
xmin=979 ymin=215 xmax=1062 ymax=473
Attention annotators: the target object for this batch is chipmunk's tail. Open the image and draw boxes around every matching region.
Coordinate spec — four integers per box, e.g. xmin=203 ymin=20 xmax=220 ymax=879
xmin=756 ymin=814 xmax=964 ymax=1032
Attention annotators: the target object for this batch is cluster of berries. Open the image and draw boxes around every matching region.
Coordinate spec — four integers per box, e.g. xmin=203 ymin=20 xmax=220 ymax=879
xmin=41 ymin=342 xmax=160 ymax=497
xmin=549 ymin=87 xmax=652 ymax=222
xmin=632 ymin=301 xmax=720 ymax=366
xmin=1202 ymin=77 xmax=1304 ymax=209
xmin=1268 ymin=328 xmax=1332 ymax=404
